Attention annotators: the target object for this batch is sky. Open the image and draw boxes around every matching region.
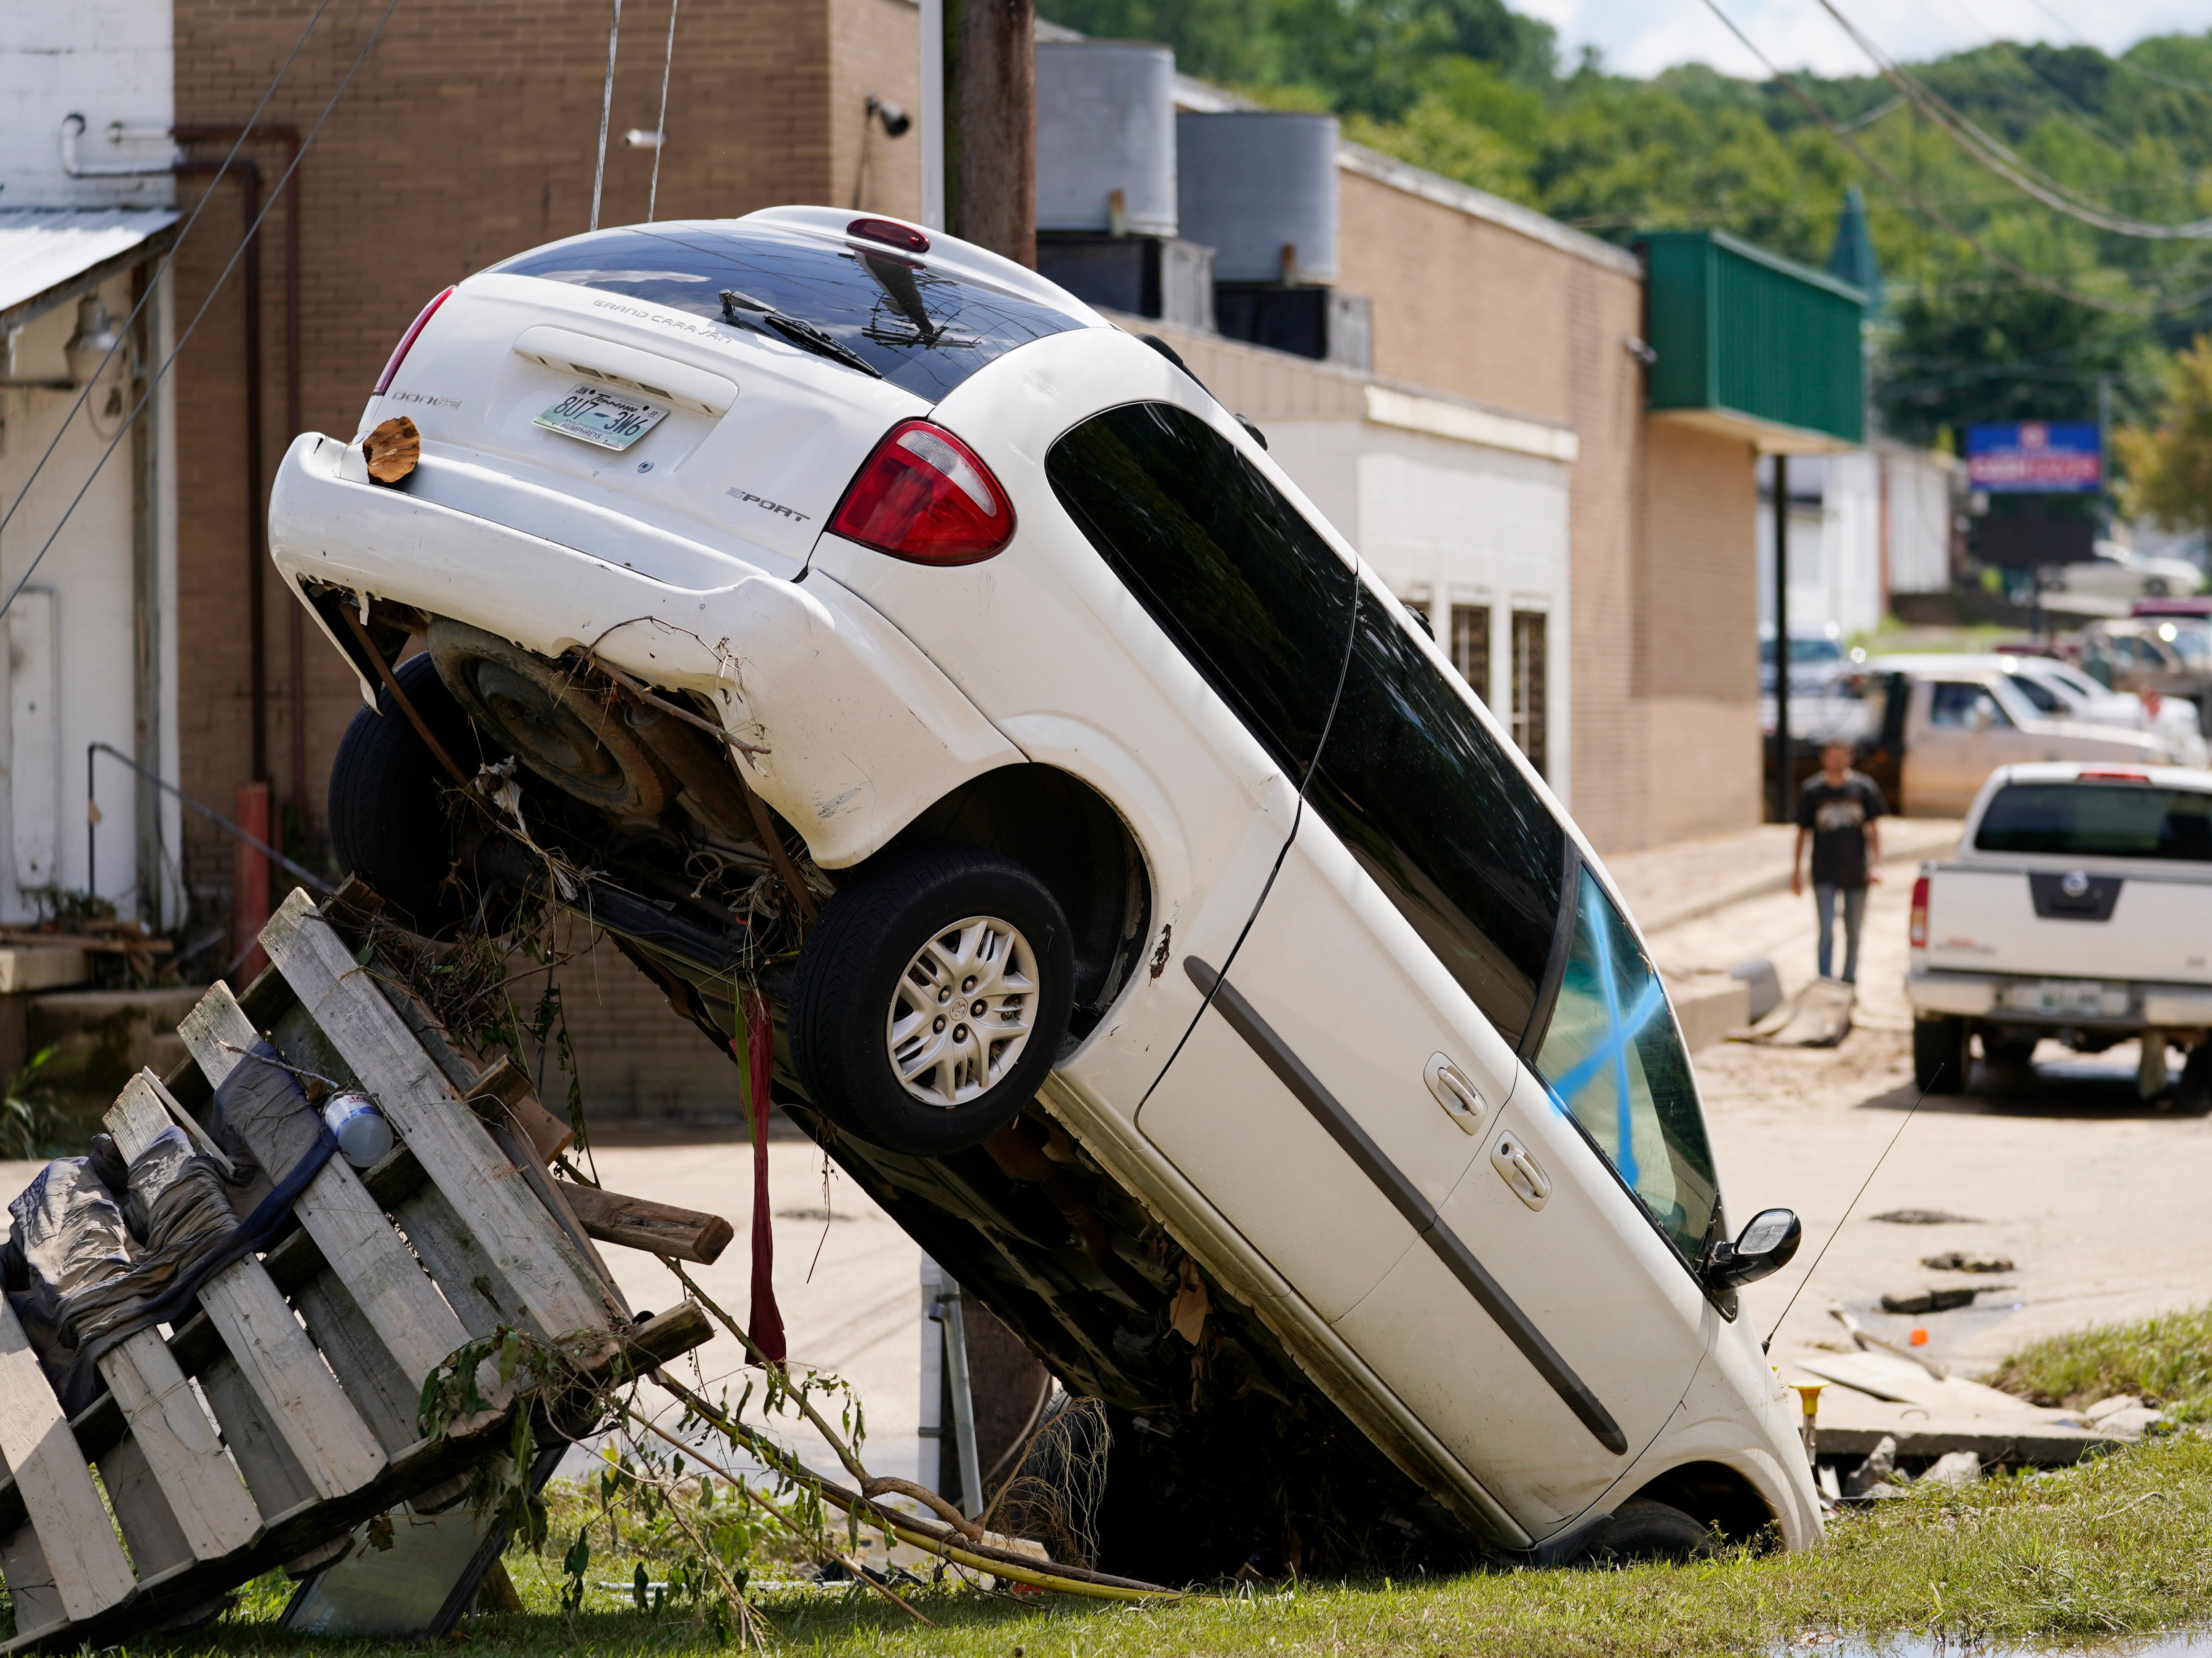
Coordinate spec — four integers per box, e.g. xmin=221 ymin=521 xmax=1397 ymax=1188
xmin=1524 ymin=0 xmax=2212 ymax=79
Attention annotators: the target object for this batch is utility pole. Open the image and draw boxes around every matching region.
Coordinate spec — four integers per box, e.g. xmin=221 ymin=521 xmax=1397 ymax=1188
xmin=941 ymin=0 xmax=1035 ymax=267
xmin=1773 ymin=453 xmax=1793 ymax=825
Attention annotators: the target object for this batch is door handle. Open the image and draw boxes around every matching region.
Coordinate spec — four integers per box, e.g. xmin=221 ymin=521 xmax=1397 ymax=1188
xmin=1491 ymin=1131 xmax=1551 ymax=1210
xmin=1424 ymin=1053 xmax=1485 ymax=1133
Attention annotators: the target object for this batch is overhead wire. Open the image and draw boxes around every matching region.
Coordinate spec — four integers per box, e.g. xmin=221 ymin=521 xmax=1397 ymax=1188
xmin=1806 ymin=0 xmax=2212 ymax=239
xmin=0 ymin=0 xmax=405 ymax=633
xmin=590 ymin=0 xmax=623 ymax=232
xmin=1695 ymin=0 xmax=2212 ymax=317
xmin=646 ymin=0 xmax=679 ymax=221
xmin=2020 ymin=0 xmax=2212 ymax=99
xmin=0 ymin=0 xmax=341 ymax=554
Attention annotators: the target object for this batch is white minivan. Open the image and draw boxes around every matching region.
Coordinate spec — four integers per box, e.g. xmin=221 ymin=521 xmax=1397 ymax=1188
xmin=271 ymin=208 xmax=1818 ymax=1574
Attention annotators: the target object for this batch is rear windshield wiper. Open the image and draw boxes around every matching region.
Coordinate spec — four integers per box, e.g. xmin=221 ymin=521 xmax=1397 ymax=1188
xmin=719 ymin=289 xmax=883 ymax=379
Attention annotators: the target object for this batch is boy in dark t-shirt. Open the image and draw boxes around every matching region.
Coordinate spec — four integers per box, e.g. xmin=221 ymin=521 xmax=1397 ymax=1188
xmin=1790 ymin=740 xmax=1887 ymax=984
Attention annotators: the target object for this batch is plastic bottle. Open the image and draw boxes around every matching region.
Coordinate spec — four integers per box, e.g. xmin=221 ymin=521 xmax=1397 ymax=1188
xmin=323 ymin=1091 xmax=395 ymax=1169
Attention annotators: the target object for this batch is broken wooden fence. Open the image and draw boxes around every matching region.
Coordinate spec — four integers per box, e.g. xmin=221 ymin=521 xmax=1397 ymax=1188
xmin=0 ymin=885 xmax=723 ymax=1648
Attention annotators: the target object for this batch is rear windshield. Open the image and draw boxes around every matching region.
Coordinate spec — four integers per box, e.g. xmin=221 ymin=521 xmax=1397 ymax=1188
xmin=1976 ymin=781 xmax=2212 ymax=862
xmin=1045 ymin=400 xmax=1567 ymax=1047
xmin=491 ymin=222 xmax=1080 ymax=400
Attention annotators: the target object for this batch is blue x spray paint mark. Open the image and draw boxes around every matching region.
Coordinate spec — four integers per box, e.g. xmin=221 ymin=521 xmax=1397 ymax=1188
xmin=1543 ymin=882 xmax=1663 ymax=1190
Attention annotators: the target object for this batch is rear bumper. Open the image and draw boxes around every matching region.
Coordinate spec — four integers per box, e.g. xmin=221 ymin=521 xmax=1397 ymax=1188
xmin=1907 ymin=970 xmax=2212 ymax=1030
xmin=268 ymin=431 xmax=1022 ymax=868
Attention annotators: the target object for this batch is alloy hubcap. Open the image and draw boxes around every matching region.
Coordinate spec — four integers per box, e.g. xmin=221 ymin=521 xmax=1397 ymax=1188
xmin=887 ymin=915 xmax=1038 ymax=1108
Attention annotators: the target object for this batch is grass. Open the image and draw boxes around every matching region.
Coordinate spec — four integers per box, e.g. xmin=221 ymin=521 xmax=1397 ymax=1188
xmin=1988 ymin=1307 xmax=2212 ymax=1423
xmin=39 ymin=1310 xmax=2212 ymax=1656
xmin=168 ymin=1427 xmax=2212 ymax=1657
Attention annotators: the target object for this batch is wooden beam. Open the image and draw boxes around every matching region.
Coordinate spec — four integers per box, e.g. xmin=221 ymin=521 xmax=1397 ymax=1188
xmin=174 ymin=988 xmax=474 ymax=1398
xmin=0 ymin=1296 xmax=137 ymax=1626
xmin=258 ymin=891 xmax=615 ymax=1340
xmin=463 ymin=1055 xmax=575 ymax=1165
xmin=105 ymin=1083 xmax=385 ymax=1503
xmin=562 ymin=1184 xmax=735 ymax=1264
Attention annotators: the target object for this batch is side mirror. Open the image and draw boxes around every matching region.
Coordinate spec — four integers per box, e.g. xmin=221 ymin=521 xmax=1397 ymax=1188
xmin=1703 ymin=1208 xmax=1802 ymax=1292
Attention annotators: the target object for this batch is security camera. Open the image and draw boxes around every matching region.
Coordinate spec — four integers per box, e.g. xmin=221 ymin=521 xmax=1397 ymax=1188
xmin=867 ymin=96 xmax=911 ymax=139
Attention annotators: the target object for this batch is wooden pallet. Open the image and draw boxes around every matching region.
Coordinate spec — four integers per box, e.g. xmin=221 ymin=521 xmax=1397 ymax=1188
xmin=0 ymin=888 xmax=713 ymax=1648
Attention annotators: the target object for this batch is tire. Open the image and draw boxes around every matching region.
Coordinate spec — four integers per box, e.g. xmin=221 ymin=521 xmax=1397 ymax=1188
xmin=789 ymin=843 xmax=1075 ymax=1155
xmin=2175 ymin=1044 xmax=2212 ymax=1117
xmin=2144 ymin=579 xmax=2172 ymax=599
xmin=1913 ymin=1014 xmax=1969 ymax=1093
xmin=328 ymin=652 xmax=488 ymax=936
xmin=1581 ymin=1498 xmax=1718 ymax=1566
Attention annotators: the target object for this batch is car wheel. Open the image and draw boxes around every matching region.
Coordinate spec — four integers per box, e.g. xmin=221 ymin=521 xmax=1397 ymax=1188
xmin=789 ymin=842 xmax=1075 ymax=1155
xmin=1581 ymin=1498 xmax=1718 ymax=1565
xmin=1912 ymin=1014 xmax=1969 ymax=1093
xmin=328 ymin=652 xmax=490 ymax=936
xmin=2144 ymin=579 xmax=2171 ymax=598
xmin=2174 ymin=1044 xmax=2212 ymax=1117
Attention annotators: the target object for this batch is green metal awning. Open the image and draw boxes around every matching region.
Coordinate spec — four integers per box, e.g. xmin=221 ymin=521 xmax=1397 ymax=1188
xmin=1635 ymin=229 xmax=1866 ymax=453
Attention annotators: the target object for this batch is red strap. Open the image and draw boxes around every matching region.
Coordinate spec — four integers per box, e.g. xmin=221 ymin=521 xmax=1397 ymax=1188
xmin=732 ymin=991 xmax=786 ymax=1367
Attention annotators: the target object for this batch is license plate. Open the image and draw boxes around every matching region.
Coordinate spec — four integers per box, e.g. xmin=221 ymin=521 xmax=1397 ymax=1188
xmin=534 ymin=382 xmax=669 ymax=451
xmin=2034 ymin=979 xmax=2108 ymax=1016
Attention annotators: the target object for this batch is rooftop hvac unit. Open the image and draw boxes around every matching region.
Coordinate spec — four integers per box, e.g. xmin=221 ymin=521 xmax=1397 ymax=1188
xmin=1035 ymin=42 xmax=1177 ymax=237
xmin=1176 ymin=111 xmax=1339 ymax=283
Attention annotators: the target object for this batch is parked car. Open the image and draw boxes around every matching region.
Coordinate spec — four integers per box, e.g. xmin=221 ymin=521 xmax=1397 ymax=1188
xmin=2078 ymin=618 xmax=2212 ymax=733
xmin=1908 ymin=762 xmax=2212 ymax=1109
xmin=1859 ymin=656 xmax=2186 ymax=817
xmin=1999 ymin=655 xmax=2208 ymax=767
xmin=2042 ymin=541 xmax=2205 ymax=603
xmin=1758 ymin=630 xmax=1845 ymax=696
xmin=267 ymin=209 xmax=1819 ymax=1572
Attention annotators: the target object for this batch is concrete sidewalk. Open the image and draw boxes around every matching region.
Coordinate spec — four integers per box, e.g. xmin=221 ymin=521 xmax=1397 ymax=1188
xmin=1605 ymin=816 xmax=1963 ymax=938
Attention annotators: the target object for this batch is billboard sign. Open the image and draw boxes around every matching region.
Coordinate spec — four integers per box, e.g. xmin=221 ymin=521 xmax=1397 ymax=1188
xmin=1966 ymin=421 xmax=2102 ymax=492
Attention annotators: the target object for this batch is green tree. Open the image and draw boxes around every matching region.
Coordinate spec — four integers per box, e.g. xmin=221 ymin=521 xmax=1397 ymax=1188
xmin=2118 ymin=334 xmax=2212 ymax=538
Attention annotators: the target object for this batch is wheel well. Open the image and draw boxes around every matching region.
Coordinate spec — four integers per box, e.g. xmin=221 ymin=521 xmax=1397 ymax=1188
xmin=1624 ymin=1461 xmax=1776 ymax=1546
xmin=888 ymin=764 xmax=1152 ymax=1040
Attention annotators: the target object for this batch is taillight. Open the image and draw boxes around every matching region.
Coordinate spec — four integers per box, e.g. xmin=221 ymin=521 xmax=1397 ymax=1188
xmin=829 ymin=419 xmax=1014 ymax=566
xmin=373 ymin=285 xmax=455 ymax=395
xmin=1910 ymin=875 xmax=1929 ymax=949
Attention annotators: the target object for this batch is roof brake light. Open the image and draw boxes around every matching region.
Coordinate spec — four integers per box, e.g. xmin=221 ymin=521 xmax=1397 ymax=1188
xmin=2077 ymin=770 xmax=2151 ymax=782
xmin=847 ymin=217 xmax=930 ymax=255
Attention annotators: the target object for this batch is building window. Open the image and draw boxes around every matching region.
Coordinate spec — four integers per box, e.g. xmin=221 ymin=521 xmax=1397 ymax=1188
xmin=1512 ymin=609 xmax=1547 ymax=778
xmin=1450 ymin=604 xmax=1490 ymax=701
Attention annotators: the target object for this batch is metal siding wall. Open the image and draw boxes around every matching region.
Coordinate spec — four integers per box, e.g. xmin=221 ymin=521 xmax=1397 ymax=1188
xmin=1639 ymin=232 xmax=1862 ymax=444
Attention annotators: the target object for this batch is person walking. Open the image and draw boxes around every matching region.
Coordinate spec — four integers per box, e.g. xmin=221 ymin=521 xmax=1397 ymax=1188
xmin=1790 ymin=740 xmax=1886 ymax=985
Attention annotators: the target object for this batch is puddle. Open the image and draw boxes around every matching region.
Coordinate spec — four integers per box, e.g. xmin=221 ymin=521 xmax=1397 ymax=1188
xmin=1786 ymin=1631 xmax=2212 ymax=1657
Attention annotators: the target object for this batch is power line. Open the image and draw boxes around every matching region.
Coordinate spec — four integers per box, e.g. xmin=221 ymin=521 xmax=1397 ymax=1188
xmin=2021 ymin=0 xmax=2212 ymax=98
xmin=0 ymin=0 xmax=341 ymax=555
xmin=590 ymin=0 xmax=622 ymax=232
xmin=0 ymin=0 xmax=405 ymax=633
xmin=1695 ymin=0 xmax=2212 ymax=316
xmin=646 ymin=0 xmax=679 ymax=222
xmin=1807 ymin=0 xmax=2212 ymax=239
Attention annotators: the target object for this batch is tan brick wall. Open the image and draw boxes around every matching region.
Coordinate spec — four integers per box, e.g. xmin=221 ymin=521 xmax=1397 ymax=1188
xmin=1337 ymin=172 xmax=1661 ymax=851
xmin=1630 ymin=420 xmax=1761 ymax=849
xmin=169 ymin=0 xmax=914 ymax=914
xmin=171 ymin=0 xmax=918 ymax=1111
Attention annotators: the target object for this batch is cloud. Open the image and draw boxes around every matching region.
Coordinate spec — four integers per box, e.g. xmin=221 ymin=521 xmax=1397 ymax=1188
xmin=1525 ymin=0 xmax=2211 ymax=80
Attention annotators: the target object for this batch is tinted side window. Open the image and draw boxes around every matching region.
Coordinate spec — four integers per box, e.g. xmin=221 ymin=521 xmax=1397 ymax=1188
xmin=1047 ymin=402 xmax=1567 ymax=1047
xmin=1047 ymin=402 xmax=1354 ymax=778
xmin=1306 ymin=599 xmax=1567 ymax=1045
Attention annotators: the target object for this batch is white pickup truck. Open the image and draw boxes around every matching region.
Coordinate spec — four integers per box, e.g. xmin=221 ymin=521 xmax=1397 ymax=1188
xmin=1907 ymin=761 xmax=2212 ymax=1111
